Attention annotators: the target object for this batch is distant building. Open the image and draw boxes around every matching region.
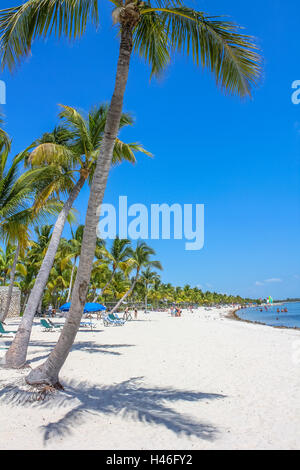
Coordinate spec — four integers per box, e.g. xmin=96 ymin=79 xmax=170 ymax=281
xmin=0 ymin=286 xmax=21 ymax=318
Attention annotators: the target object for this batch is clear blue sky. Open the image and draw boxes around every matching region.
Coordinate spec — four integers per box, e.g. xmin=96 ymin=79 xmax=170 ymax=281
xmin=1 ymin=0 xmax=300 ymax=299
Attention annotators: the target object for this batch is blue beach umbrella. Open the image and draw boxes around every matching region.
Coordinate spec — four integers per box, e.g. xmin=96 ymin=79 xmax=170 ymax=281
xmin=59 ymin=302 xmax=106 ymax=313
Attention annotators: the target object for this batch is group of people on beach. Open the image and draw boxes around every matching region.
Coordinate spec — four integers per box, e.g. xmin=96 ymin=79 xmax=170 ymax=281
xmin=170 ymin=306 xmax=182 ymax=317
xmin=124 ymin=307 xmax=138 ymax=320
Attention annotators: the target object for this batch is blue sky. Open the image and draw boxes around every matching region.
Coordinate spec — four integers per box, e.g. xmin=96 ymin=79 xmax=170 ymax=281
xmin=1 ymin=0 xmax=300 ymax=299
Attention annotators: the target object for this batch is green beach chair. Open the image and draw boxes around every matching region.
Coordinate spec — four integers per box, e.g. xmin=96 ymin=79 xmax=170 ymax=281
xmin=109 ymin=313 xmax=125 ymax=325
xmin=40 ymin=319 xmax=58 ymax=332
xmin=0 ymin=322 xmax=15 ymax=335
xmin=48 ymin=319 xmax=64 ymax=329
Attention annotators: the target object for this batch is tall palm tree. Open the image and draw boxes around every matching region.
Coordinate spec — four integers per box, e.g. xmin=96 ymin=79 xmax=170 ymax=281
xmin=140 ymin=266 xmax=159 ymax=311
xmin=0 ymin=202 xmax=70 ymax=323
xmin=100 ymin=236 xmax=132 ymax=295
xmin=110 ymin=241 xmax=162 ymax=314
xmin=0 ymin=143 xmax=57 ymax=321
xmin=0 ymin=113 xmax=10 ymax=152
xmin=3 ymin=104 xmax=150 ymax=368
xmin=65 ymin=224 xmax=84 ymax=302
xmin=0 ymin=1 xmax=261 ymax=384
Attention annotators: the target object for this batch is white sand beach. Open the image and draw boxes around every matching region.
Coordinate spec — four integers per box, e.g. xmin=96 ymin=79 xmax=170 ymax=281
xmin=0 ymin=307 xmax=300 ymax=450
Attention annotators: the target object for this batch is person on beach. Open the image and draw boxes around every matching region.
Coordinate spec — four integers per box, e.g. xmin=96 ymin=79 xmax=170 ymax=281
xmin=134 ymin=308 xmax=138 ymax=320
xmin=47 ymin=304 xmax=53 ymax=317
xmin=123 ymin=307 xmax=129 ymax=321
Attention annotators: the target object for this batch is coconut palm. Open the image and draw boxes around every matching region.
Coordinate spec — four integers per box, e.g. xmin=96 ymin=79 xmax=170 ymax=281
xmin=86 ymin=235 xmax=107 ymax=301
xmin=0 ymin=200 xmax=72 ymax=323
xmin=3 ymin=104 xmax=150 ymax=368
xmin=110 ymin=241 xmax=162 ymax=314
xmin=100 ymin=236 xmax=132 ymax=296
xmin=65 ymin=224 xmax=84 ymax=302
xmin=0 ymin=142 xmax=59 ymax=321
xmin=0 ymin=0 xmax=262 ymax=384
xmin=140 ymin=266 xmax=159 ymax=311
xmin=0 ymin=113 xmax=10 ymax=152
xmin=0 ymin=243 xmax=14 ymax=285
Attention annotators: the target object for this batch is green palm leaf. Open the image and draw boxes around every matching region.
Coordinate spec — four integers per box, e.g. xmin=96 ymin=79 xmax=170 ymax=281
xmin=139 ymin=5 xmax=261 ymax=96
xmin=0 ymin=0 xmax=99 ymax=71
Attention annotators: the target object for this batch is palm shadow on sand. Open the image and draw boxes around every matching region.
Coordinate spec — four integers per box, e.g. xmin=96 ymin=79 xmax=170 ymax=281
xmin=25 ymin=341 xmax=135 ymax=364
xmin=0 ymin=376 xmax=225 ymax=444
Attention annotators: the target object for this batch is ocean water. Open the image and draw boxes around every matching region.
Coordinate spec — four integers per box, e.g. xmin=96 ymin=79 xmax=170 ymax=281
xmin=237 ymin=302 xmax=300 ymax=329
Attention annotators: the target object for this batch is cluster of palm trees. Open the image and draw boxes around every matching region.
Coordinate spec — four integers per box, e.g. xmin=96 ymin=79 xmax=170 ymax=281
xmin=0 ymin=0 xmax=262 ymax=387
xmin=0 ymin=229 xmax=163 ymax=315
xmin=0 ymin=223 xmax=254 ymax=316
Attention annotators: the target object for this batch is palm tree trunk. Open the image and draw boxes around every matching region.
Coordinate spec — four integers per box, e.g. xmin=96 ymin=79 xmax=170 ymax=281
xmin=110 ymin=272 xmax=139 ymax=315
xmin=26 ymin=23 xmax=134 ymax=386
xmin=0 ymin=242 xmax=20 ymax=323
xmin=21 ymin=291 xmax=29 ymax=313
xmin=100 ymin=268 xmax=116 ymax=296
xmin=66 ymin=261 xmax=76 ymax=302
xmin=3 ymin=176 xmax=86 ymax=369
xmin=37 ymin=297 xmax=43 ymax=316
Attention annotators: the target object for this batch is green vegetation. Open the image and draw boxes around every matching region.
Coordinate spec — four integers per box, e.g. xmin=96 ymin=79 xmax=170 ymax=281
xmin=0 ymin=225 xmax=256 ymax=313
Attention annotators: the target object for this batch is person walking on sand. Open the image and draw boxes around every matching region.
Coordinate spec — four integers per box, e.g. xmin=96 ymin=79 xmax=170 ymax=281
xmin=124 ymin=307 xmax=129 ymax=321
xmin=47 ymin=304 xmax=53 ymax=318
xmin=134 ymin=308 xmax=138 ymax=320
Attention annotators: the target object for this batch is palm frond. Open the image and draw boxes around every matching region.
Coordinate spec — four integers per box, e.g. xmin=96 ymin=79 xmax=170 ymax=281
xmin=0 ymin=0 xmax=99 ymax=71
xmin=134 ymin=9 xmax=170 ymax=77
xmin=112 ymin=139 xmax=152 ymax=165
xmin=140 ymin=5 xmax=262 ymax=96
xmin=59 ymin=104 xmax=93 ymax=155
xmin=0 ymin=111 xmax=11 ymax=151
xmin=29 ymin=142 xmax=76 ymax=167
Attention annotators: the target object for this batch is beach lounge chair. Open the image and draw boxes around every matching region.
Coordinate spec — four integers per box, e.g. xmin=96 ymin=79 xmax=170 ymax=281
xmin=40 ymin=319 xmax=60 ymax=332
xmin=103 ymin=314 xmax=124 ymax=327
xmin=48 ymin=319 xmax=64 ymax=328
xmin=109 ymin=313 xmax=125 ymax=325
xmin=80 ymin=318 xmax=97 ymax=330
xmin=0 ymin=322 xmax=15 ymax=336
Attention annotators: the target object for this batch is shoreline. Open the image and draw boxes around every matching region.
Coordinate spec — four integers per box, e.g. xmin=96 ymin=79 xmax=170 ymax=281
xmin=226 ymin=307 xmax=300 ymax=332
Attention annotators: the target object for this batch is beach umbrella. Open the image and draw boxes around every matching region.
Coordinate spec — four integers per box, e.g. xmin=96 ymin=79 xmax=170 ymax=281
xmin=59 ymin=302 xmax=106 ymax=313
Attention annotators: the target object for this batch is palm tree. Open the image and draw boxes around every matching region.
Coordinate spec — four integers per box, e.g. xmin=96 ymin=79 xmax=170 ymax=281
xmin=0 ymin=1 xmax=261 ymax=384
xmin=0 ymin=243 xmax=14 ymax=286
xmin=140 ymin=266 xmax=159 ymax=311
xmin=110 ymin=241 xmax=162 ymax=314
xmin=0 ymin=202 xmax=70 ymax=323
xmin=0 ymin=113 xmax=10 ymax=152
xmin=65 ymin=224 xmax=84 ymax=302
xmin=85 ymin=235 xmax=107 ymax=301
xmin=100 ymin=236 xmax=132 ymax=295
xmin=0 ymin=143 xmax=58 ymax=321
xmin=3 ymin=104 xmax=149 ymax=368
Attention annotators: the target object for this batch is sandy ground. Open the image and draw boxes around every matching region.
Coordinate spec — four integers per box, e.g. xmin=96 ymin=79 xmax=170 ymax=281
xmin=0 ymin=307 xmax=300 ymax=450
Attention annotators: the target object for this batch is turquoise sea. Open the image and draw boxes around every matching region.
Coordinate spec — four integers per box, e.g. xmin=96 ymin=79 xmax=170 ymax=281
xmin=237 ymin=302 xmax=300 ymax=329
